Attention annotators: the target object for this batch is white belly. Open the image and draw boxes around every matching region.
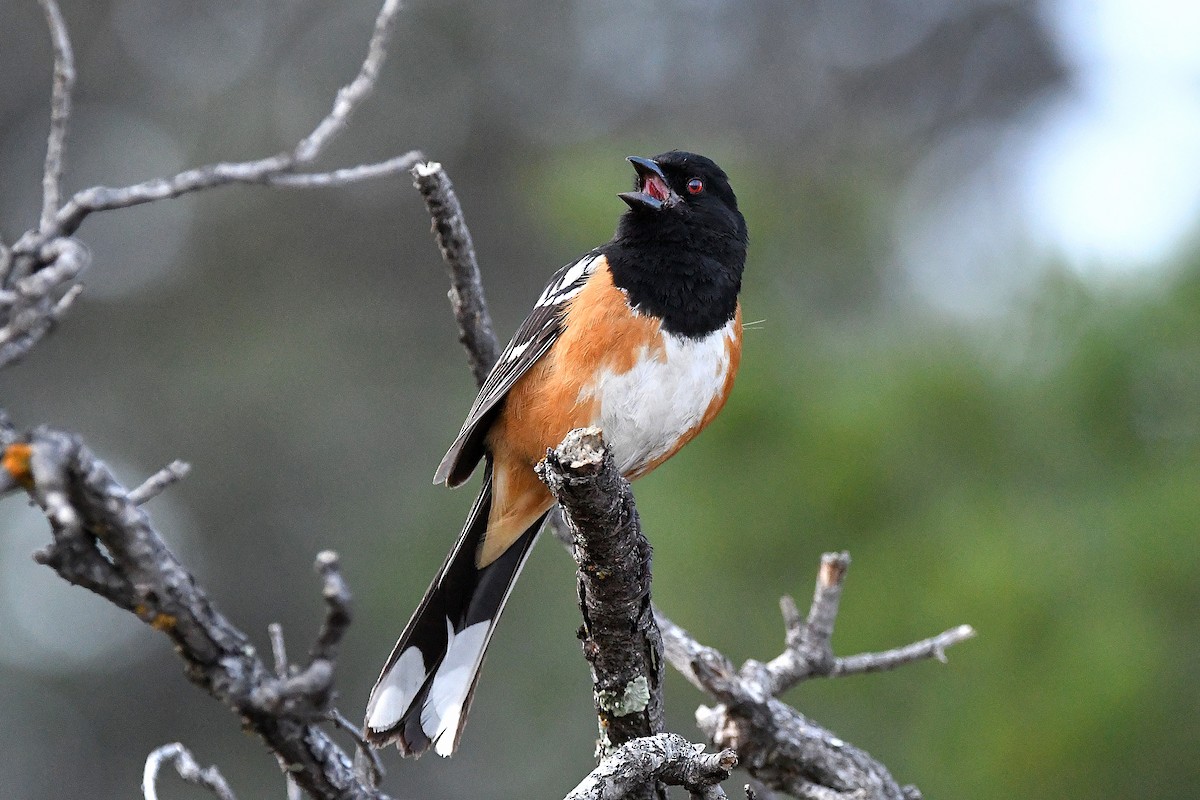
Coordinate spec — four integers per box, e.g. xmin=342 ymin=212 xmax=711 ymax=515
xmin=579 ymin=320 xmax=735 ymax=475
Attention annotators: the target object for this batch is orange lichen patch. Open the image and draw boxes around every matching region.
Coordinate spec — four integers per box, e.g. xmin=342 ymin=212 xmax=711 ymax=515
xmin=134 ymin=603 xmax=177 ymax=631
xmin=150 ymin=613 xmax=177 ymax=632
xmin=2 ymin=443 xmax=34 ymax=489
xmin=626 ymin=304 xmax=743 ymax=480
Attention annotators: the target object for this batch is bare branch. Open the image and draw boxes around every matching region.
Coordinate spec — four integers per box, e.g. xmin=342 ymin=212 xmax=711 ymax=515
xmin=652 ymin=546 xmax=975 ymax=800
xmin=312 ymin=550 xmax=353 ymax=663
xmin=413 ymin=161 xmax=500 ymax=385
xmin=251 ymin=552 xmax=352 ymax=717
xmin=328 ymin=709 xmax=386 ymax=789
xmin=564 ymin=734 xmax=736 ymax=800
xmin=2 ymin=0 xmax=422 ymax=374
xmin=294 ymin=0 xmax=403 ymax=163
xmin=13 ymin=0 xmax=416 ymax=246
xmin=832 ymin=624 xmax=976 ymax=676
xmin=537 ymin=428 xmax=665 ymax=762
xmin=128 ymin=460 xmax=191 ymax=505
xmin=264 ymin=625 xmax=305 ymax=800
xmin=5 ymin=431 xmax=391 ymax=799
xmin=142 ymin=743 xmax=237 ymax=800
xmin=37 ymin=0 xmax=75 ymax=232
xmin=268 ymin=153 xmax=424 ymax=188
xmin=269 ymin=622 xmax=290 ymax=678
xmin=753 ymin=552 xmax=974 ymax=695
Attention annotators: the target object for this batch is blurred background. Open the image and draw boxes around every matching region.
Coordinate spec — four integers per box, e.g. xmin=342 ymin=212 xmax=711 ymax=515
xmin=1 ymin=0 xmax=1198 ymax=797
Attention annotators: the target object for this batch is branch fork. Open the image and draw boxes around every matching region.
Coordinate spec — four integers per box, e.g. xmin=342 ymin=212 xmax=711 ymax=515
xmin=655 ymin=552 xmax=975 ymax=800
xmin=0 ymin=0 xmax=422 ymax=370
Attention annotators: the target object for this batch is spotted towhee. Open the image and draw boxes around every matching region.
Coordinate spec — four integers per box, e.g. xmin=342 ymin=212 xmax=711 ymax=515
xmin=365 ymin=151 xmax=748 ymax=756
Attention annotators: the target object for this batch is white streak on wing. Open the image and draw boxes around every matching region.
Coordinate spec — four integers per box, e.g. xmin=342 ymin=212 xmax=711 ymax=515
xmin=506 ymin=341 xmax=530 ymax=361
xmin=421 ymin=619 xmax=491 ymax=756
xmin=579 ymin=320 xmax=735 ymax=475
xmin=536 ymin=254 xmax=598 ymax=307
xmin=365 ymin=646 xmax=427 ymax=732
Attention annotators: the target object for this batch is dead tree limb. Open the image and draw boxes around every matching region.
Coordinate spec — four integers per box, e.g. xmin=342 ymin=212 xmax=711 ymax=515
xmin=412 ymin=161 xmax=500 ymax=385
xmin=655 ymin=553 xmax=975 ymax=800
xmin=537 ymin=427 xmax=667 ymax=758
xmin=0 ymin=0 xmax=422 ymax=370
xmin=0 ymin=429 xmax=389 ymax=799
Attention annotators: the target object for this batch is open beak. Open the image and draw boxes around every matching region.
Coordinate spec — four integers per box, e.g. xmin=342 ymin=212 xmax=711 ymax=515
xmin=618 ymin=156 xmax=675 ymax=211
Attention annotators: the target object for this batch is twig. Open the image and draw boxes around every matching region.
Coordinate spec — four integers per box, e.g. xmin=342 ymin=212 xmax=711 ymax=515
xmin=831 ymin=624 xmax=976 ymax=677
xmin=268 ymin=154 xmax=424 ymax=188
xmin=269 ymin=622 xmax=290 ymax=679
xmin=536 ymin=428 xmax=666 ymax=764
xmin=268 ymin=623 xmax=304 ymax=800
xmin=412 ymin=161 xmax=500 ymax=386
xmin=37 ymin=0 xmax=75 ymax=233
xmin=50 ymin=152 xmax=424 ymax=241
xmin=251 ymin=552 xmax=352 ymax=717
xmin=128 ymin=460 xmax=191 ymax=505
xmin=0 ymin=237 xmax=88 ymax=368
xmin=295 ymin=0 xmax=402 ymax=163
xmin=142 ymin=743 xmax=237 ymax=800
xmin=38 ymin=0 xmax=409 ymax=242
xmin=328 ymin=709 xmax=386 ymax=788
xmin=564 ymin=734 xmax=736 ymax=800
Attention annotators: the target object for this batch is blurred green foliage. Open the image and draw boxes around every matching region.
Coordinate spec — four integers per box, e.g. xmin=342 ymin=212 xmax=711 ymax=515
xmin=634 ymin=255 xmax=1200 ymax=799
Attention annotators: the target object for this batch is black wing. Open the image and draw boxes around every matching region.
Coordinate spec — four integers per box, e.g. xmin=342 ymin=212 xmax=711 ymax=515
xmin=434 ymin=251 xmax=603 ymax=487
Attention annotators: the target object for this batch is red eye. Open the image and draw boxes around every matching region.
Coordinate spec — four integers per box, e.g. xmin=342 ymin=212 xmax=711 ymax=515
xmin=686 ymin=178 xmax=704 ymax=195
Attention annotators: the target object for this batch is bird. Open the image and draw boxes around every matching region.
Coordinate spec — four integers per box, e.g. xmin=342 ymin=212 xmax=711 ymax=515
xmin=364 ymin=150 xmax=748 ymax=757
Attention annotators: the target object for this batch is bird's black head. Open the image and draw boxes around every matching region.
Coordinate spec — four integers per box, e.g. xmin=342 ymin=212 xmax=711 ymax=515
xmin=605 ymin=150 xmax=748 ymax=337
xmin=617 ymin=150 xmax=746 ymax=245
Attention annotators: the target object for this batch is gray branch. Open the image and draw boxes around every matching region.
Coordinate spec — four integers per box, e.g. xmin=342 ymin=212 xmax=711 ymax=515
xmin=2 ymin=429 xmax=390 ymax=800
xmin=565 ymin=734 xmax=737 ymax=800
xmin=0 ymin=0 xmax=421 ymax=370
xmin=36 ymin=0 xmax=75 ymax=233
xmin=143 ymin=743 xmax=237 ymax=800
xmin=294 ymin=0 xmax=401 ymax=163
xmin=412 ymin=161 xmax=500 ymax=386
xmin=128 ymin=460 xmax=191 ymax=506
xmin=655 ymin=551 xmax=974 ymax=800
xmin=536 ymin=428 xmax=666 ymax=799
xmin=753 ymin=553 xmax=976 ymax=694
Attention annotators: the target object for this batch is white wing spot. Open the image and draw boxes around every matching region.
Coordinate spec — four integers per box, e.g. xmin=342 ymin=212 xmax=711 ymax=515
xmin=506 ymin=341 xmax=530 ymax=361
xmin=536 ymin=254 xmax=598 ymax=307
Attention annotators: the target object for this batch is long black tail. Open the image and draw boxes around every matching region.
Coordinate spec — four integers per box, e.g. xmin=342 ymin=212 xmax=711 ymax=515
xmin=364 ymin=461 xmax=546 ymax=756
